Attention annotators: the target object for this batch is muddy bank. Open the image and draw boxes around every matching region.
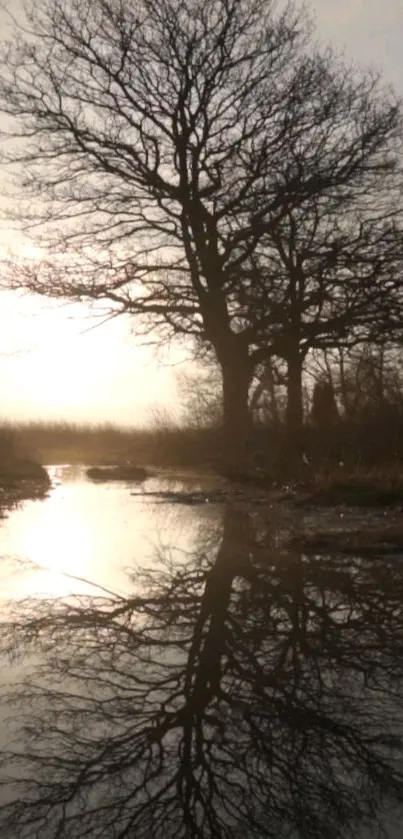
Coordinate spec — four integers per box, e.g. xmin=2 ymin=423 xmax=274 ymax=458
xmin=86 ymin=465 xmax=148 ymax=482
xmin=293 ymin=525 xmax=403 ymax=557
xmin=0 ymin=460 xmax=50 ymax=518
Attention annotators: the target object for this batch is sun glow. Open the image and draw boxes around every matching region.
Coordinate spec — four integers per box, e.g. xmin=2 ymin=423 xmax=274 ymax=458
xmin=16 ymin=243 xmax=44 ymax=261
xmin=1 ymin=483 xmax=105 ymax=599
xmin=0 ymin=223 xmax=183 ymax=425
xmin=0 ymin=284 xmax=179 ymax=425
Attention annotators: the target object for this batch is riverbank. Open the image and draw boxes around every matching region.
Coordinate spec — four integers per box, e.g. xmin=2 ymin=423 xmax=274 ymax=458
xmin=2 ymin=421 xmax=403 ymax=510
xmin=0 ymin=479 xmax=50 ymax=517
xmin=0 ymin=420 xmax=225 ymax=471
xmin=0 ymin=459 xmax=50 ymax=518
xmin=3 ymin=419 xmax=403 ymax=474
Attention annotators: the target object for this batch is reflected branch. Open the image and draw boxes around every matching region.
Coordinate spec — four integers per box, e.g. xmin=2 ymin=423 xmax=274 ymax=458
xmin=1 ymin=507 xmax=403 ymax=837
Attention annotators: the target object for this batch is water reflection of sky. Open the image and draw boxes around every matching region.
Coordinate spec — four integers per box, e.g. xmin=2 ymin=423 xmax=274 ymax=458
xmin=0 ymin=466 xmax=221 ymax=599
xmin=1 ymin=469 xmax=403 ymax=838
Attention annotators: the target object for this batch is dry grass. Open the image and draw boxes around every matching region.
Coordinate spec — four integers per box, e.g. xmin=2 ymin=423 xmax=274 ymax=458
xmin=0 ymin=420 xmax=224 ymax=469
xmin=1 ymin=420 xmax=403 ymax=499
xmin=312 ymin=462 xmax=403 ymax=489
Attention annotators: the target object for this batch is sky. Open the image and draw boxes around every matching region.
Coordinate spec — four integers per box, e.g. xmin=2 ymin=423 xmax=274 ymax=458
xmin=0 ymin=0 xmax=402 ymax=426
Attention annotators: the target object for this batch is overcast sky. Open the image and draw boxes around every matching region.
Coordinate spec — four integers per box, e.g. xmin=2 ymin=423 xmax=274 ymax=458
xmin=0 ymin=0 xmax=402 ymax=427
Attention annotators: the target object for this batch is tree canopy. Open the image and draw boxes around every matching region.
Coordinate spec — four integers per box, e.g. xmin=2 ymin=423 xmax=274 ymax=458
xmin=0 ymin=0 xmax=402 ymax=447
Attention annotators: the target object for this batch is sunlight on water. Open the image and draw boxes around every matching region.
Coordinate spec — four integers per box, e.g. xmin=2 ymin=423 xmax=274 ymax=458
xmin=0 ymin=467 xmax=403 ymax=837
xmin=8 ymin=484 xmax=98 ymax=597
xmin=0 ymin=465 xmax=219 ymax=600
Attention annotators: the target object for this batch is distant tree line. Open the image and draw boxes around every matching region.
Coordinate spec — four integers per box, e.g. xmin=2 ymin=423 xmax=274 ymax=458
xmin=0 ymin=0 xmax=403 ymax=459
xmin=178 ymin=343 xmax=403 ymax=466
xmin=179 ymin=344 xmax=403 ymax=427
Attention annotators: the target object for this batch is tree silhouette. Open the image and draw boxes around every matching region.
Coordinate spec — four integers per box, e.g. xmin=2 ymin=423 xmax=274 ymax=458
xmin=0 ymin=0 xmax=401 ymax=452
xmin=246 ymin=201 xmax=403 ymax=437
xmin=1 ymin=507 xmax=403 ymax=837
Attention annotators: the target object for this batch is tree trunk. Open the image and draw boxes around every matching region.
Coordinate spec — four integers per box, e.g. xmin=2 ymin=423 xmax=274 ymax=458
xmin=221 ymin=356 xmax=252 ymax=465
xmin=199 ymin=291 xmax=252 ymax=465
xmin=286 ymin=352 xmax=304 ymax=441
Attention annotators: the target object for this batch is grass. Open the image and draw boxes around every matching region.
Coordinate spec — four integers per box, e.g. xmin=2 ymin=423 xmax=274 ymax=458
xmin=0 ymin=424 xmax=50 ymax=510
xmin=0 ymin=425 xmax=50 ymax=516
xmin=293 ymin=463 xmax=403 ymax=506
xmin=0 ymin=420 xmax=224 ymax=469
xmin=293 ymin=524 xmax=403 ymax=555
xmin=228 ymin=463 xmax=403 ymax=506
xmin=1 ymin=419 xmax=403 ymax=507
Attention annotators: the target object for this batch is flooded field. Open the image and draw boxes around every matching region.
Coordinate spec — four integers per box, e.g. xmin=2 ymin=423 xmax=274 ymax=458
xmin=0 ymin=465 xmax=403 ymax=838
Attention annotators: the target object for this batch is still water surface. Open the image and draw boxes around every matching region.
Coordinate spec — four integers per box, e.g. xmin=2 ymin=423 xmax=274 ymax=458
xmin=0 ymin=465 xmax=220 ymax=599
xmin=0 ymin=465 xmax=402 ymax=838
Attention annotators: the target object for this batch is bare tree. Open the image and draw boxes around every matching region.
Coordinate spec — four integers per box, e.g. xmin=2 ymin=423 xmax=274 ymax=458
xmin=0 ymin=0 xmax=400 ymax=453
xmin=312 ymin=343 xmax=403 ymax=422
xmin=248 ymin=358 xmax=286 ymax=427
xmin=176 ymin=356 xmax=223 ymax=428
xmin=177 ymin=355 xmax=286 ymax=430
xmin=239 ymin=195 xmax=403 ymax=437
xmin=1 ymin=508 xmax=403 ymax=837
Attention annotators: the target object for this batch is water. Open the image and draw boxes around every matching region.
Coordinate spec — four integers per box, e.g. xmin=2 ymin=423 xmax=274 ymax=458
xmin=0 ymin=465 xmax=402 ymax=838
xmin=0 ymin=465 xmax=221 ymax=599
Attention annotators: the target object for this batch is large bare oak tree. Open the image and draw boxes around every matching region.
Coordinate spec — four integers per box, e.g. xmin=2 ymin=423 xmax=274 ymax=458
xmin=0 ymin=0 xmax=401 ymax=450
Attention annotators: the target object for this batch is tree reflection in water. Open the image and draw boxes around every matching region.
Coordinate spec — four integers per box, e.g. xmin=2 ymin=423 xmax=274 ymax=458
xmin=1 ymin=506 xmax=403 ymax=838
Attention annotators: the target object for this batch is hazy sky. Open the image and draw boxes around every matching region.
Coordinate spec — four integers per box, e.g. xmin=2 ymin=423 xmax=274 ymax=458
xmin=0 ymin=0 xmax=402 ymax=426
